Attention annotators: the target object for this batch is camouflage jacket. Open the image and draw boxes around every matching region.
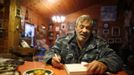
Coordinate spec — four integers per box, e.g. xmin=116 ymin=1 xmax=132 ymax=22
xmin=44 ymin=32 xmax=123 ymax=72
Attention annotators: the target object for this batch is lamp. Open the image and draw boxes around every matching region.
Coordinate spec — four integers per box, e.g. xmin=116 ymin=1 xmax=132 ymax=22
xmin=52 ymin=16 xmax=65 ymax=23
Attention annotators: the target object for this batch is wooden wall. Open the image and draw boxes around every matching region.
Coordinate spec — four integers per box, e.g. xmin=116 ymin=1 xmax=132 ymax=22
xmin=0 ymin=0 xmax=50 ymax=54
xmin=63 ymin=1 xmax=124 ymax=53
xmin=0 ymin=0 xmax=10 ymax=53
xmin=65 ymin=4 xmax=123 ymax=37
xmin=1 ymin=0 xmax=133 ymax=55
xmin=20 ymin=6 xmax=49 ymax=26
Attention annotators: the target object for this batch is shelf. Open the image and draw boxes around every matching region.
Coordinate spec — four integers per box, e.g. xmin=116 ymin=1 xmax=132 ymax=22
xmin=14 ymin=47 xmax=35 ymax=56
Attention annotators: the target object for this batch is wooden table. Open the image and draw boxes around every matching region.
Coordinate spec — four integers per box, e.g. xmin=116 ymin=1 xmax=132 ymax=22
xmin=17 ymin=61 xmax=67 ymax=75
xmin=17 ymin=61 xmax=128 ymax=75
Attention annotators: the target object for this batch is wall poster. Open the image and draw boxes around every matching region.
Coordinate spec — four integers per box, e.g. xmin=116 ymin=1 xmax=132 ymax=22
xmin=101 ymin=6 xmax=117 ymax=21
xmin=112 ymin=26 xmax=120 ymax=36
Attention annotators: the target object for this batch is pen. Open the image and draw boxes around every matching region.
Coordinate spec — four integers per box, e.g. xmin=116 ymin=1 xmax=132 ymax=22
xmin=55 ymin=54 xmax=60 ymax=63
xmin=105 ymin=72 xmax=113 ymax=75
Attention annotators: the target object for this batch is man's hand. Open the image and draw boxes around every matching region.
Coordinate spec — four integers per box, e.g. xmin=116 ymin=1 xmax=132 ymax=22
xmin=51 ymin=54 xmax=64 ymax=69
xmin=85 ymin=60 xmax=107 ymax=75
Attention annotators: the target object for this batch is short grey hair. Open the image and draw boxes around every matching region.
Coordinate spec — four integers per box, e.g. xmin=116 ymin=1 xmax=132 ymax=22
xmin=75 ymin=15 xmax=93 ymax=26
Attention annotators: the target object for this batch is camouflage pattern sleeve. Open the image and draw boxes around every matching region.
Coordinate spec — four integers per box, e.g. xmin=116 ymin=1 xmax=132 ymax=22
xmin=43 ymin=37 xmax=65 ymax=64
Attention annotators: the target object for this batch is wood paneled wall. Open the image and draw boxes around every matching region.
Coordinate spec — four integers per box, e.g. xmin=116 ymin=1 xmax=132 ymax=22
xmin=64 ymin=2 xmax=124 ymax=52
xmin=0 ymin=0 xmax=50 ymax=54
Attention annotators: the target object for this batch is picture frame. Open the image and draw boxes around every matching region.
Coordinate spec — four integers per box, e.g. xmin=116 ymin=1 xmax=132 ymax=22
xmin=112 ymin=27 xmax=120 ymax=36
xmin=16 ymin=8 xmax=21 ymax=17
xmin=68 ymin=22 xmax=75 ymax=31
xmin=101 ymin=6 xmax=117 ymax=21
xmin=114 ymin=38 xmax=121 ymax=43
xmin=92 ymin=19 xmax=98 ymax=34
xmin=103 ymin=22 xmax=109 ymax=35
xmin=103 ymin=29 xmax=109 ymax=35
xmin=108 ymin=38 xmax=114 ymax=44
xmin=92 ymin=19 xmax=97 ymax=29
xmin=60 ymin=23 xmax=67 ymax=31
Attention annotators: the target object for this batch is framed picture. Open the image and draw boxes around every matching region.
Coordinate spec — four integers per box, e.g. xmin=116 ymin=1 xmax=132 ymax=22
xmin=103 ymin=22 xmax=109 ymax=35
xmin=61 ymin=23 xmax=67 ymax=31
xmin=112 ymin=27 xmax=120 ymax=36
xmin=108 ymin=38 xmax=114 ymax=44
xmin=55 ymin=26 xmax=60 ymax=32
xmin=16 ymin=8 xmax=21 ymax=17
xmin=92 ymin=19 xmax=97 ymax=29
xmin=67 ymin=22 xmax=75 ymax=34
xmin=114 ymin=38 xmax=121 ymax=43
xmin=103 ymin=29 xmax=109 ymax=35
xmin=101 ymin=6 xmax=117 ymax=21
xmin=92 ymin=19 xmax=98 ymax=34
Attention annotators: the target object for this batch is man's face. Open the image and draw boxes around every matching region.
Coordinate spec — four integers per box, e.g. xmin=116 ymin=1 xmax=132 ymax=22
xmin=75 ymin=20 xmax=92 ymax=43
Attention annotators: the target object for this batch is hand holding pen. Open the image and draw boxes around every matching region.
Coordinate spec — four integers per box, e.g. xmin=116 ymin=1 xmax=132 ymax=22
xmin=51 ymin=54 xmax=64 ymax=69
xmin=54 ymin=54 xmax=61 ymax=63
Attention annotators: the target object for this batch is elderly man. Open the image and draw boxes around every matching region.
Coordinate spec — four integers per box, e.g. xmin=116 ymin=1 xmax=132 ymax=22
xmin=44 ymin=15 xmax=123 ymax=74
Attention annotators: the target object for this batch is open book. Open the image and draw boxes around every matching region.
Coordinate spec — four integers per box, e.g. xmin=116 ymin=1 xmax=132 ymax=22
xmin=65 ymin=63 xmax=88 ymax=75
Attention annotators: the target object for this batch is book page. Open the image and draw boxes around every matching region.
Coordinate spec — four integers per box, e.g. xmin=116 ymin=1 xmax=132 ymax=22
xmin=65 ymin=63 xmax=88 ymax=75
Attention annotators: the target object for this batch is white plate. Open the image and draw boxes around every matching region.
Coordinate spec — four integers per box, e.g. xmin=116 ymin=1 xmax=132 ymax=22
xmin=23 ymin=68 xmax=53 ymax=75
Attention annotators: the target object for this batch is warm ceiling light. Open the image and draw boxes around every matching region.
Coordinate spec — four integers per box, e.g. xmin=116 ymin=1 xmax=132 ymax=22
xmin=46 ymin=0 xmax=58 ymax=4
xmin=52 ymin=16 xmax=65 ymax=23
xmin=61 ymin=16 xmax=65 ymax=22
xmin=52 ymin=16 xmax=56 ymax=22
xmin=57 ymin=16 xmax=61 ymax=23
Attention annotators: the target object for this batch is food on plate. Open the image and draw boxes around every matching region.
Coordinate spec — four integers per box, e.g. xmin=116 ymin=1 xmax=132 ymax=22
xmin=34 ymin=69 xmax=45 ymax=75
xmin=23 ymin=69 xmax=53 ymax=75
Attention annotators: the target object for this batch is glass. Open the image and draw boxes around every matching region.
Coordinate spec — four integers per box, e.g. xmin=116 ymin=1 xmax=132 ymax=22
xmin=33 ymin=48 xmax=46 ymax=62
